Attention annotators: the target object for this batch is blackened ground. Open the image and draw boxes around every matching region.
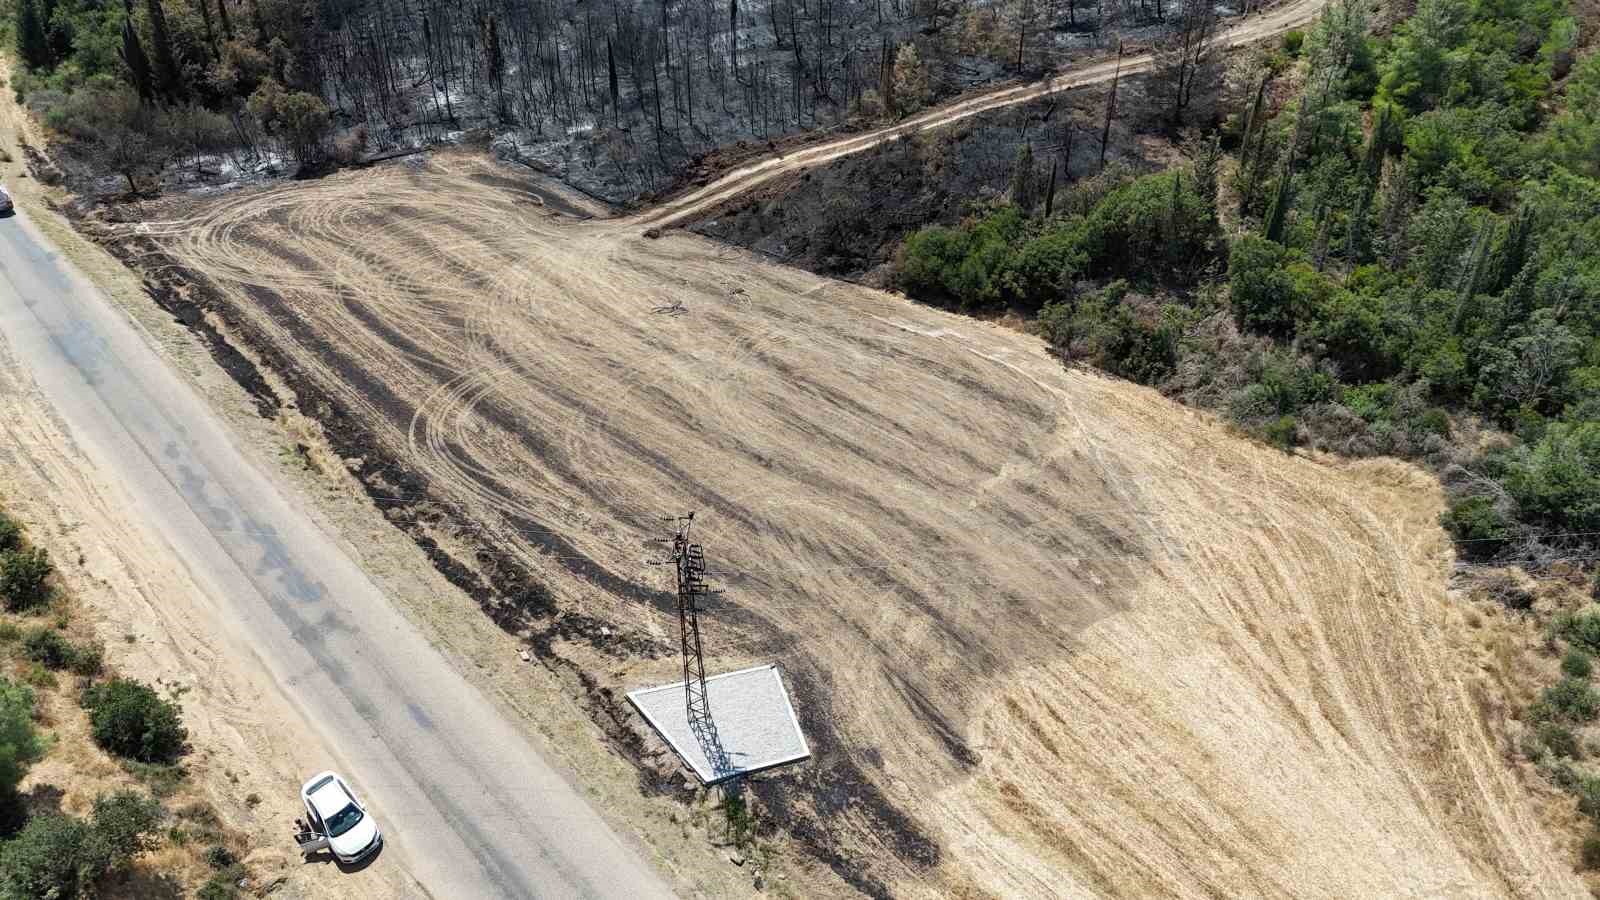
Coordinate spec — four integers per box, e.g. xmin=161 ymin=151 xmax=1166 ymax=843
xmin=688 ymin=77 xmax=1172 ymax=285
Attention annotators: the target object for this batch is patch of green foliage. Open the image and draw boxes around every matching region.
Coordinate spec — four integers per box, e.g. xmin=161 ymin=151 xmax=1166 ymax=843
xmin=80 ymin=678 xmax=186 ymax=764
xmin=0 ymin=790 xmax=161 ymax=900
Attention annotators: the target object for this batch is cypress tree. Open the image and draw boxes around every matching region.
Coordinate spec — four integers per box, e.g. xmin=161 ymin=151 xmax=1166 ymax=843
xmin=144 ymin=0 xmax=185 ymax=101
xmin=1453 ymin=218 xmax=1494 ymax=333
xmin=1043 ymin=159 xmax=1058 ymax=218
xmin=1263 ymin=166 xmax=1293 ymax=244
xmin=1491 ymin=203 xmax=1534 ymax=294
xmin=15 ymin=0 xmax=51 ymax=71
xmin=1011 ymin=142 xmax=1036 ymax=212
xmin=606 ymin=36 xmax=619 ymax=125
xmin=1192 ymin=136 xmax=1221 ymax=225
xmin=120 ymin=0 xmax=155 ymax=103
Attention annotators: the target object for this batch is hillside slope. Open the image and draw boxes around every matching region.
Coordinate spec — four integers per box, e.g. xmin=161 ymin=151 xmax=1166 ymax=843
xmin=124 ymin=154 xmax=1582 ymax=897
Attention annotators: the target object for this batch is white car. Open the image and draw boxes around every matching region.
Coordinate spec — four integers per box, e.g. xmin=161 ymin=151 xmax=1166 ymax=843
xmin=299 ymin=771 xmax=382 ymax=864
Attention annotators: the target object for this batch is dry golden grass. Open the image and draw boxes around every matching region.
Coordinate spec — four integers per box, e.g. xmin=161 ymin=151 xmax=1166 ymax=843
xmin=138 ymin=152 xmax=1582 ymax=897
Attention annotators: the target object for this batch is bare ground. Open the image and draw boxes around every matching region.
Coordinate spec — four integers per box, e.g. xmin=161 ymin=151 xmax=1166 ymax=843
xmin=108 ymin=150 xmax=1586 ymax=897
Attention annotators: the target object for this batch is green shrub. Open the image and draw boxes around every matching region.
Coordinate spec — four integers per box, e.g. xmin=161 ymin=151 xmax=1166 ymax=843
xmin=1538 ymin=722 xmax=1581 ymax=758
xmin=198 ymin=864 xmax=246 ymax=900
xmin=1283 ymin=30 xmax=1305 ymax=56
xmin=0 ymin=548 xmax=52 ymax=613
xmin=204 ymin=844 xmax=236 ymax=869
xmin=22 ymin=627 xmax=75 ymax=670
xmin=0 ymin=813 xmax=94 ymax=899
xmin=1229 ymin=236 xmax=1305 ymax=335
xmin=1543 ymin=678 xmax=1600 ymax=722
xmin=0 ymin=679 xmax=43 ymax=795
xmin=80 ymin=679 xmax=186 ymax=764
xmin=1438 ymin=496 xmax=1509 ymax=560
xmin=0 ymin=624 xmax=18 ymax=645
xmin=1565 ymin=648 xmax=1595 ymax=679
xmin=0 ymin=517 xmax=20 ymax=554
xmin=89 ymin=790 xmax=162 ymax=875
xmin=1579 ymin=777 xmax=1600 ymax=821
xmin=1559 ymin=611 xmax=1600 ymax=656
xmin=23 ymin=664 xmax=55 ymax=690
xmin=69 ymin=644 xmax=103 ymax=678
xmin=1583 ymin=832 xmax=1600 ymax=870
xmin=1265 ymin=415 xmax=1300 ymax=450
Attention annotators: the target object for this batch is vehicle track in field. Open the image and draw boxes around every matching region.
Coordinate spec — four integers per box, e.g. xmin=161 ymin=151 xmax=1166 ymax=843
xmin=141 ymin=148 xmax=1582 ymax=896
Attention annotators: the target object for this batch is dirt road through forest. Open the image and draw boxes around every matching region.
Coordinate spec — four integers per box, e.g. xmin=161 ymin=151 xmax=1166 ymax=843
xmin=641 ymin=0 xmax=1331 ymax=230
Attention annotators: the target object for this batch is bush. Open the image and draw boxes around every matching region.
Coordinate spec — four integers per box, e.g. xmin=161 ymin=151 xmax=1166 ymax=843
xmin=0 ymin=813 xmax=94 ymax=899
xmin=69 ymin=644 xmax=103 ymax=677
xmin=88 ymin=791 xmax=162 ymax=874
xmin=204 ymin=844 xmax=236 ymax=869
xmin=0 ymin=548 xmax=52 ymax=612
xmin=1580 ymin=777 xmax=1600 ymax=821
xmin=1228 ymin=236 xmax=1305 ymax=335
xmin=22 ymin=627 xmax=75 ymax=670
xmin=1543 ymin=678 xmax=1600 ymax=722
xmin=1565 ymin=648 xmax=1595 ymax=679
xmin=198 ymin=864 xmax=246 ymax=900
xmin=0 ymin=517 xmax=19 ymax=554
xmin=1438 ymin=496 xmax=1509 ymax=560
xmin=1283 ymin=30 xmax=1306 ymax=56
xmin=1583 ymin=832 xmax=1600 ymax=870
xmin=0 ymin=624 xmax=18 ymax=645
xmin=1538 ymin=722 xmax=1581 ymax=758
xmin=80 ymin=679 xmax=186 ymax=764
xmin=1265 ymin=415 xmax=1300 ymax=450
xmin=0 ymin=680 xmax=43 ymax=795
xmin=1559 ymin=611 xmax=1600 ymax=656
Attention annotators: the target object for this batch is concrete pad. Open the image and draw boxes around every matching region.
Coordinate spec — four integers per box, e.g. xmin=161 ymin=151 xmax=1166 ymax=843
xmin=628 ymin=664 xmax=810 ymax=783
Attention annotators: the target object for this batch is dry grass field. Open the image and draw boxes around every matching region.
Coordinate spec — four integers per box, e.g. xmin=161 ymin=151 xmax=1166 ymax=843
xmin=135 ymin=151 xmax=1580 ymax=897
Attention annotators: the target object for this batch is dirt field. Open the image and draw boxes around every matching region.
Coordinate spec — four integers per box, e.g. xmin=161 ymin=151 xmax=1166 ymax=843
xmin=124 ymin=150 xmax=1583 ymax=897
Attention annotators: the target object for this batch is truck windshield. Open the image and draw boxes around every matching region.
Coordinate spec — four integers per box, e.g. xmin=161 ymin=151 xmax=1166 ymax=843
xmin=324 ymin=802 xmax=365 ymax=837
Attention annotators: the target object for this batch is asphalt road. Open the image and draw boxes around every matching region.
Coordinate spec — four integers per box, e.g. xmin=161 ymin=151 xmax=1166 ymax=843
xmin=0 ymin=208 xmax=673 ymax=899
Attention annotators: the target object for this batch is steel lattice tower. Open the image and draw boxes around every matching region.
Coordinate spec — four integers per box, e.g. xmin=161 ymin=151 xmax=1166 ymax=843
xmin=669 ymin=513 xmax=731 ymax=778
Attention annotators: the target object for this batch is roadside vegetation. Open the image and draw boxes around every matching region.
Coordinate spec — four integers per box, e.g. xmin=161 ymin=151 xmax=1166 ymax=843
xmin=0 ymin=508 xmax=253 ymax=898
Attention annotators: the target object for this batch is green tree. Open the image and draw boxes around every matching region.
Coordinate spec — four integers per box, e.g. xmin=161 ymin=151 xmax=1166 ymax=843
xmin=1010 ymin=142 xmax=1037 ymax=213
xmin=14 ymin=0 xmax=52 ymax=70
xmin=143 ymin=0 xmax=185 ymax=101
xmin=119 ymin=0 xmax=155 ymax=103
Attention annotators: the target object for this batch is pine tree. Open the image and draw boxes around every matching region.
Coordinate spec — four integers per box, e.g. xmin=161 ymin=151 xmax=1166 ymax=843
xmin=144 ymin=0 xmax=185 ymax=101
xmin=1453 ymin=218 xmax=1493 ymax=332
xmin=1491 ymin=203 xmax=1534 ymax=294
xmin=1044 ymin=159 xmax=1058 ymax=218
xmin=1011 ymin=142 xmax=1037 ymax=212
xmin=15 ymin=0 xmax=51 ymax=71
xmin=120 ymin=0 xmax=155 ymax=103
xmin=606 ymin=36 xmax=619 ymax=125
xmin=1192 ymin=135 xmax=1221 ymax=225
xmin=1263 ymin=165 xmax=1293 ymax=244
